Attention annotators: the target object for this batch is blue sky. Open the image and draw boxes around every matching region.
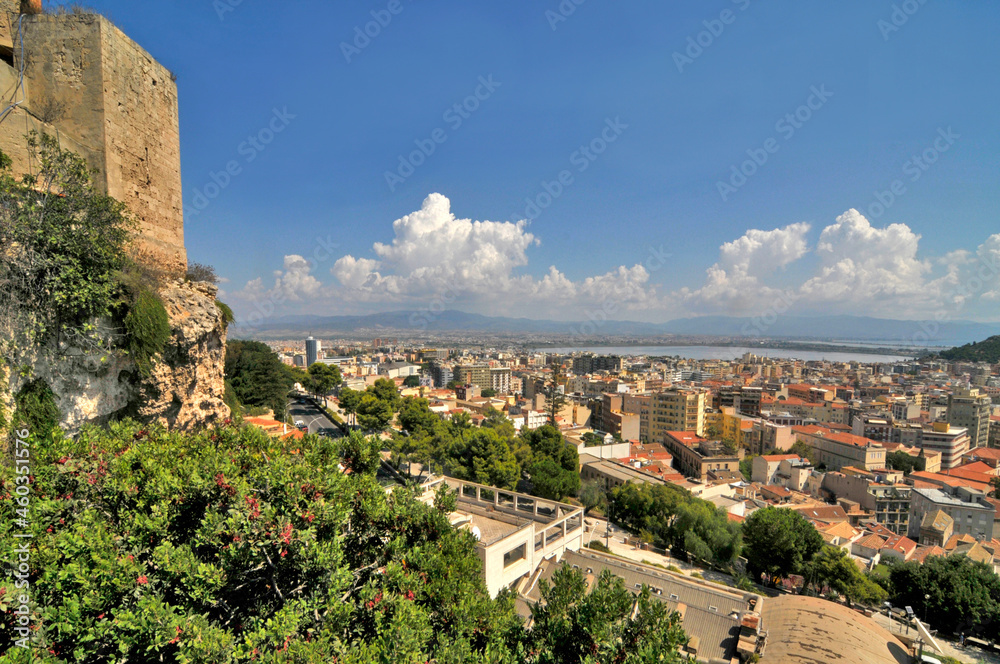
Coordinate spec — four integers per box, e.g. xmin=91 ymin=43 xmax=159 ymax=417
xmin=73 ymin=0 xmax=1000 ymax=325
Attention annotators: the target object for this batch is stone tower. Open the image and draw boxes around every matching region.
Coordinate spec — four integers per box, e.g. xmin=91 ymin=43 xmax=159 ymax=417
xmin=0 ymin=2 xmax=187 ymax=275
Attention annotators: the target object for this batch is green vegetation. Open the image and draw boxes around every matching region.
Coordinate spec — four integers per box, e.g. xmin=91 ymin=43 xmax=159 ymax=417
xmin=527 ymin=565 xmax=690 ymax=663
xmin=305 ymin=362 xmax=342 ymax=406
xmin=586 ymin=540 xmax=612 ymax=554
xmin=886 ymin=449 xmax=925 ymax=475
xmin=0 ymin=421 xmax=691 ymax=661
xmin=392 ymin=400 xmax=582 ymax=500
xmin=742 ymin=506 xmax=824 ymax=583
xmin=224 ymin=340 xmax=296 ymax=417
xmin=12 ymin=378 xmax=60 ymax=434
xmin=939 ymin=335 xmax=1000 ymax=363
xmin=543 ymin=363 xmax=567 ymax=425
xmin=0 ymin=134 xmax=135 ymax=349
xmin=607 ymin=482 xmax=741 ymax=565
xmin=402 ymin=375 xmax=421 ymax=388
xmin=480 ymin=388 xmax=497 ymax=397
xmin=123 ymin=287 xmax=171 ymax=376
xmin=885 ymin=554 xmax=1000 ymax=635
xmin=215 ymin=300 xmax=235 ymax=330
xmin=803 ymin=546 xmax=887 ymax=605
xmin=0 ymin=134 xmax=184 ymax=402
xmin=739 ymin=454 xmax=757 ymax=481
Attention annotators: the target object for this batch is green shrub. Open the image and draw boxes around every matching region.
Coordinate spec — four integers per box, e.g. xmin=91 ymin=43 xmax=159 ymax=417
xmin=123 ymin=288 xmax=170 ymax=376
xmin=690 ymin=572 xmax=703 ymax=580
xmin=215 ymin=300 xmax=235 ymax=330
xmin=12 ymin=378 xmax=60 ymax=434
xmin=586 ymin=540 xmax=612 ymax=554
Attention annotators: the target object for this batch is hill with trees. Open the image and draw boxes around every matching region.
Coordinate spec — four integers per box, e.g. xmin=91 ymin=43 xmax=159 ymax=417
xmin=938 ymin=335 xmax=1000 ymax=363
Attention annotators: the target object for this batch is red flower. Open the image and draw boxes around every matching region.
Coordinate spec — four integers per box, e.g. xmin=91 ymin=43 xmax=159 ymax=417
xmin=97 ymin=613 xmax=105 ymax=619
xmin=405 ymin=590 xmax=415 ymax=601
xmin=280 ymin=522 xmax=293 ymax=544
xmin=137 ymin=575 xmax=148 ymax=585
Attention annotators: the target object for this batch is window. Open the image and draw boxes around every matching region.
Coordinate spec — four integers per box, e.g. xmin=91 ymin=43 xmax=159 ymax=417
xmin=503 ymin=543 xmax=526 ymax=568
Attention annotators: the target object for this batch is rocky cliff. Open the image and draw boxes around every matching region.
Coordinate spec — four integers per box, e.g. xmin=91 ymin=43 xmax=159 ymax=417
xmin=3 ymin=280 xmax=229 ymax=435
xmin=137 ymin=280 xmax=231 ymax=430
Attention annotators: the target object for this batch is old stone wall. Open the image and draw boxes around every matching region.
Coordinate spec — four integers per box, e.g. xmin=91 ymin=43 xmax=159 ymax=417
xmin=1 ymin=11 xmax=186 ymax=276
xmin=97 ymin=17 xmax=185 ymax=275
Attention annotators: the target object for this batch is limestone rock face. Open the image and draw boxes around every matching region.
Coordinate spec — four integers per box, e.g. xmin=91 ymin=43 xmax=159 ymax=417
xmin=138 ymin=280 xmax=231 ymax=430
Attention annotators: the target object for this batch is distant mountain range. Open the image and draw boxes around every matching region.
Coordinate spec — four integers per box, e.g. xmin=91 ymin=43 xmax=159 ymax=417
xmin=233 ymin=311 xmax=1000 ymax=346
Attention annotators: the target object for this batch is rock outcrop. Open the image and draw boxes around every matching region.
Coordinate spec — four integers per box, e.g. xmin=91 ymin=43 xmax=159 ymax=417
xmin=137 ymin=280 xmax=230 ymax=430
xmin=2 ymin=279 xmax=230 ymax=435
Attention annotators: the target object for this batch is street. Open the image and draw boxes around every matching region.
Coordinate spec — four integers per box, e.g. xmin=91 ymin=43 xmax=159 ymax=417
xmin=287 ymin=396 xmax=343 ymax=438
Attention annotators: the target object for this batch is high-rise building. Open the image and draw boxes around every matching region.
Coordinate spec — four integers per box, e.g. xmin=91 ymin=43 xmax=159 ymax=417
xmin=455 ymin=364 xmax=491 ymax=392
xmin=649 ymin=389 xmax=706 ymax=443
xmin=490 ymin=367 xmax=512 ymax=394
xmin=572 ymin=355 xmax=624 ymax=374
xmin=947 ymin=387 xmax=992 ymax=450
xmin=305 ymin=337 xmax=321 ymax=368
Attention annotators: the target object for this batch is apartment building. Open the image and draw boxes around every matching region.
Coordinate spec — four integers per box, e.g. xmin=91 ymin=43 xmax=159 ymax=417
xmin=908 ymin=485 xmax=996 ymax=542
xmin=793 ymin=426 xmax=887 ymax=471
xmin=917 ymin=422 xmax=970 ymax=470
xmin=649 ymin=388 xmax=706 ymax=442
xmin=947 ymin=386 xmax=993 ymax=450
xmin=571 ymin=355 xmax=624 ymax=374
xmin=490 ymin=367 xmax=512 ymax=394
xmin=822 ymin=467 xmax=911 ymax=536
xmin=662 ymin=431 xmax=739 ymax=482
xmin=454 ymin=364 xmax=491 ymax=392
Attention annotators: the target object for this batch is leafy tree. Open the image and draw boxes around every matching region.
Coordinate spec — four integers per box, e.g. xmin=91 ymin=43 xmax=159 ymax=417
xmin=338 ymin=386 xmax=362 ymax=426
xmin=886 ymin=450 xmax=925 ymax=475
xmin=368 ymin=377 xmax=401 ymax=410
xmin=888 ymin=554 xmax=1000 ymax=634
xmin=579 ymin=480 xmax=609 ymax=515
xmin=356 ymin=393 xmax=394 ymax=432
xmin=224 ymin=340 xmax=294 ymax=417
xmin=529 ymin=458 xmax=580 ymax=501
xmin=398 ymin=397 xmax=440 ymax=435
xmin=521 ymin=425 xmax=580 ymax=501
xmin=480 ymin=388 xmax=497 ymax=398
xmin=788 ymin=440 xmax=816 ymax=465
xmin=543 ymin=363 xmax=567 ymax=426
xmin=742 ymin=506 xmax=823 ymax=582
xmin=739 ymin=454 xmax=757 ymax=481
xmin=992 ymin=476 xmax=1000 ymax=499
xmin=804 ymin=546 xmax=887 ymax=605
xmin=402 ymin=375 xmax=420 ymax=388
xmin=461 ymin=428 xmax=520 ymax=489
xmin=340 ymin=429 xmax=382 ymax=475
xmin=607 ymin=482 xmax=740 ymax=565
xmin=526 ymin=566 xmax=690 ymax=663
xmin=0 ymin=133 xmax=135 ymax=352
xmin=306 ymin=362 xmax=342 ymax=406
xmin=446 ymin=380 xmax=462 ymax=390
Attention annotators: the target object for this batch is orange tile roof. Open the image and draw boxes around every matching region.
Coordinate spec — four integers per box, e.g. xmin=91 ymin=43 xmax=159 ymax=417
xmin=855 ymin=534 xmax=886 ymax=550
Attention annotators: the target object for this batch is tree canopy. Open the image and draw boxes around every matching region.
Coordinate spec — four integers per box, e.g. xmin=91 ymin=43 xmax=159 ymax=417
xmin=224 ymin=340 xmax=295 ymax=417
xmin=0 ymin=421 xmax=693 ymax=661
xmin=607 ymin=482 xmax=741 ymax=566
xmin=886 ymin=554 xmax=1000 ymax=635
xmin=742 ymin=506 xmax=823 ymax=582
